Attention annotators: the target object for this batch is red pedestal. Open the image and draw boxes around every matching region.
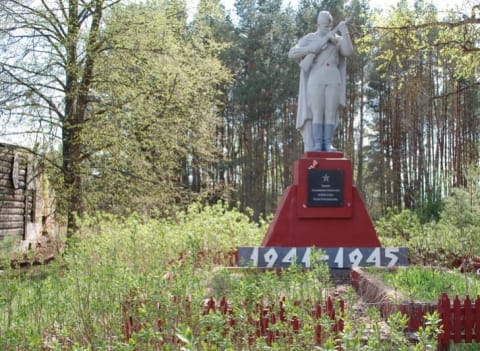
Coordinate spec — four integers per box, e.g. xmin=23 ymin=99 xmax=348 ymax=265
xmin=261 ymin=152 xmax=381 ymax=247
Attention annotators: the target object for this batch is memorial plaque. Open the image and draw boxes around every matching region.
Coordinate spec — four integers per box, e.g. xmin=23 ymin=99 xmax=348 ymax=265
xmin=237 ymin=247 xmax=409 ymax=268
xmin=307 ymin=169 xmax=344 ymax=207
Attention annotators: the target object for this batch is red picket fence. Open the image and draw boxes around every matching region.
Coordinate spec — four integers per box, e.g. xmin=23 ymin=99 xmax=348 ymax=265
xmin=122 ymin=295 xmax=344 ymax=346
xmin=397 ymin=302 xmax=437 ymax=331
xmin=437 ymin=293 xmax=480 ymax=350
xmin=203 ymin=296 xmax=344 ymax=345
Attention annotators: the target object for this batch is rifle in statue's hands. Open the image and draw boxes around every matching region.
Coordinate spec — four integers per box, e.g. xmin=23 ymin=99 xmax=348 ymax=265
xmin=298 ymin=19 xmax=350 ymax=73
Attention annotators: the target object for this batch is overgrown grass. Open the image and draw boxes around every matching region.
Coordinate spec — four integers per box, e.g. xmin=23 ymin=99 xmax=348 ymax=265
xmin=364 ymin=266 xmax=480 ymax=301
xmin=0 ymin=203 xmax=441 ymax=350
xmin=449 ymin=342 xmax=480 ymax=350
xmin=0 ymin=203 xmax=266 ymax=350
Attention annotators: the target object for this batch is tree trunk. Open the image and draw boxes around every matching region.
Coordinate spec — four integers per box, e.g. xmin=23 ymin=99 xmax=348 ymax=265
xmin=62 ymin=0 xmax=103 ymax=237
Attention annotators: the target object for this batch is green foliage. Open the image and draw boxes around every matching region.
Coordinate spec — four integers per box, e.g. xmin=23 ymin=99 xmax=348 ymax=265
xmin=376 ymin=166 xmax=480 ymax=266
xmin=449 ymin=341 xmax=480 ymax=350
xmin=221 ymin=0 xmax=302 ymax=218
xmin=360 ymin=0 xmax=480 ymax=218
xmin=2 ymin=0 xmax=480 ymax=348
xmin=2 ymin=0 xmax=479 ymax=234
xmin=371 ymin=1 xmax=439 ymax=82
xmin=435 ymin=7 xmax=480 ymax=80
xmin=0 ymin=203 xmax=265 ymax=350
xmin=414 ymin=312 xmax=442 ymax=351
xmin=76 ymin=0 xmax=232 ymax=216
xmin=384 ymin=312 xmax=410 ymax=351
xmin=376 ymin=208 xmax=424 ymax=242
xmin=366 ymin=267 xmax=480 ymax=301
xmin=337 ymin=308 xmax=439 ymax=351
xmin=0 ymin=236 xmax=19 ymax=265
xmin=433 ymin=166 xmax=480 ymax=259
xmin=340 ymin=291 xmax=441 ymax=349
xmin=415 ymin=189 xmax=444 ymax=223
xmin=0 ymin=200 xmax=452 ymax=350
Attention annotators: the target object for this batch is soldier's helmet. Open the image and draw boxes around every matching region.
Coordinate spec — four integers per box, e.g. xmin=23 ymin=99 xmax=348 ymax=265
xmin=317 ymin=11 xmax=333 ymax=27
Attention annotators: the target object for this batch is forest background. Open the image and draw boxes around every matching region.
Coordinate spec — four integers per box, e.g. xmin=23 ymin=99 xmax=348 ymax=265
xmin=0 ymin=0 xmax=479 ymax=236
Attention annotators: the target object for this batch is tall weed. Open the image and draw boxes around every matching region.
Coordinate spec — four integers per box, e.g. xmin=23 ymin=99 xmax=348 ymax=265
xmin=0 ymin=202 xmax=265 ymax=349
xmin=0 ymin=201 xmax=451 ymax=350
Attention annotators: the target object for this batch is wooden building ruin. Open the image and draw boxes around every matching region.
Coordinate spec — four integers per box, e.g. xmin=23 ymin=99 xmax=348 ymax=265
xmin=0 ymin=142 xmax=55 ymax=254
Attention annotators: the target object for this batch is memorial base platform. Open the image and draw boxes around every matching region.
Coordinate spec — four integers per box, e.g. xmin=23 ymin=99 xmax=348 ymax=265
xmin=261 ymin=152 xmax=381 ymax=247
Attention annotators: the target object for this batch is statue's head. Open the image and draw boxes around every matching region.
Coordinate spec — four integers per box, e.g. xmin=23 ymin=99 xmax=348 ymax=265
xmin=317 ymin=11 xmax=333 ymax=33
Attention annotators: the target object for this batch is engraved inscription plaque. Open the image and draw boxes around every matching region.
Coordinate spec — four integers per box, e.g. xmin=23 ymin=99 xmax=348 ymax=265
xmin=307 ymin=169 xmax=344 ymax=207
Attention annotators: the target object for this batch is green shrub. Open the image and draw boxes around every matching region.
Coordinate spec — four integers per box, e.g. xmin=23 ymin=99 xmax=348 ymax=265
xmin=0 ymin=201 xmax=462 ymax=350
xmin=375 ymin=208 xmax=425 ymax=243
xmin=376 ymin=185 xmax=480 ymax=266
xmin=0 ymin=202 xmax=266 ymax=350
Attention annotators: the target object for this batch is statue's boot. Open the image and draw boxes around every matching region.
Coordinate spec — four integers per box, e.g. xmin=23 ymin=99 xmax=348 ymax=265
xmin=312 ymin=123 xmax=324 ymax=151
xmin=324 ymin=124 xmax=337 ymax=152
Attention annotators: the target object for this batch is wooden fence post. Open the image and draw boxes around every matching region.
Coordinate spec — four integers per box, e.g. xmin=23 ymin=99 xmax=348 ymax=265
xmin=476 ymin=296 xmax=480 ymax=343
xmin=437 ymin=293 xmax=450 ymax=351
xmin=453 ymin=296 xmax=461 ymax=343
xmin=464 ymin=296 xmax=472 ymax=343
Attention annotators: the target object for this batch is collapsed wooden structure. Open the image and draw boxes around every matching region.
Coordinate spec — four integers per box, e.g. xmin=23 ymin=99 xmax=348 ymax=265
xmin=0 ymin=142 xmax=54 ymax=252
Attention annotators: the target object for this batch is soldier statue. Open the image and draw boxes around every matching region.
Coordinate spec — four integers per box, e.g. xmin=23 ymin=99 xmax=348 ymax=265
xmin=288 ymin=10 xmax=353 ymax=152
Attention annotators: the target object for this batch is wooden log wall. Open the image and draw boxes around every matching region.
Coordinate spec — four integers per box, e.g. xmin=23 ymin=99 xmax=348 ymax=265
xmin=0 ymin=143 xmax=34 ymax=241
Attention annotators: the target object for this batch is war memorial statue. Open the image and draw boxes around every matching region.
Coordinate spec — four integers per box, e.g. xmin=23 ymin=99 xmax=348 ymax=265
xmin=288 ymin=11 xmax=353 ymax=152
xmin=237 ymin=10 xmax=408 ymax=269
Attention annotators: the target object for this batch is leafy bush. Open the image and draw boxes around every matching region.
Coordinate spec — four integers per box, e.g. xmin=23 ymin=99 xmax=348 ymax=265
xmin=375 ymin=208 xmax=425 ymax=243
xmin=0 ymin=201 xmax=457 ymax=350
xmin=376 ymin=183 xmax=480 ymax=267
xmin=0 ymin=202 xmax=266 ymax=350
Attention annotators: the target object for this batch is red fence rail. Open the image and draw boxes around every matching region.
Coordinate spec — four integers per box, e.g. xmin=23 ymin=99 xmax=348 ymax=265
xmin=351 ymin=268 xmax=480 ymax=349
xmin=437 ymin=293 xmax=480 ymax=350
xmin=122 ymin=295 xmax=344 ymax=346
xmin=122 ymin=288 xmax=480 ymax=349
xmin=397 ymin=302 xmax=437 ymax=331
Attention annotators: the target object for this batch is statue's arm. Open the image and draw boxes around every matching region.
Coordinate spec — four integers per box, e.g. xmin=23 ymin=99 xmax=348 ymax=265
xmin=288 ymin=35 xmax=316 ymax=60
xmin=288 ymin=46 xmax=310 ymax=60
xmin=337 ymin=22 xmax=354 ymax=56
